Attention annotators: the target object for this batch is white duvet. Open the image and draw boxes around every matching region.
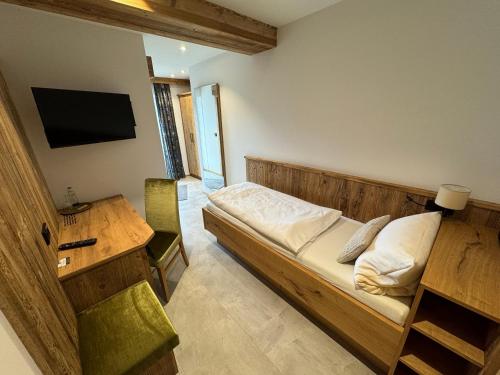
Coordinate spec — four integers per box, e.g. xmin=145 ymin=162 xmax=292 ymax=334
xmin=208 ymin=182 xmax=342 ymax=254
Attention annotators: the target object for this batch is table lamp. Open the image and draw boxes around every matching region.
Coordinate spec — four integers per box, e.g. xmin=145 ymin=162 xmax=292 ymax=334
xmin=425 ymin=184 xmax=471 ymax=216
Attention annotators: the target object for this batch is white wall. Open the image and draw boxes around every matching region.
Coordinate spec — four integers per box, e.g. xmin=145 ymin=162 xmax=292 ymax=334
xmin=169 ymin=83 xmax=192 ymax=175
xmin=190 ymin=0 xmax=500 ymax=202
xmin=0 ymin=311 xmax=40 ymax=375
xmin=0 ymin=3 xmax=167 ymax=215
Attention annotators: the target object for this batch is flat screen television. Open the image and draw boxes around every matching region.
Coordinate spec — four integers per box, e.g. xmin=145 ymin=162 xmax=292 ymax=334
xmin=31 ymin=87 xmax=136 ymax=148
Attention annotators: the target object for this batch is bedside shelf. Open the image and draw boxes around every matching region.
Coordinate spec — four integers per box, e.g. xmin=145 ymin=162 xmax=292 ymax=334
xmin=400 ymin=330 xmax=479 ymax=375
xmin=411 ymin=293 xmax=489 ymax=368
xmin=393 ymin=362 xmax=418 ymax=375
xmin=411 ymin=320 xmax=484 ymax=368
xmin=389 ymin=221 xmax=500 ymax=375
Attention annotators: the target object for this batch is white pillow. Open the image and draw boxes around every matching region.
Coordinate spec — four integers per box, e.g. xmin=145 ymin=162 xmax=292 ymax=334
xmin=353 ymin=212 xmax=441 ymax=296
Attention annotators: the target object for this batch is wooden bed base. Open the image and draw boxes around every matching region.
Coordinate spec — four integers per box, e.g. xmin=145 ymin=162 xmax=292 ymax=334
xmin=203 ymin=156 xmax=500 ymax=372
xmin=203 ymin=208 xmax=403 ymax=371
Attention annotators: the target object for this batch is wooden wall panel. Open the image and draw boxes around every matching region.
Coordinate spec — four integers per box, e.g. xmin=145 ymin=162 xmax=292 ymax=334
xmin=0 ymin=72 xmax=81 ymax=374
xmin=246 ymin=156 xmax=500 ymax=229
xmin=62 ymin=248 xmax=152 ymax=313
xmin=0 ymin=75 xmax=60 ymax=265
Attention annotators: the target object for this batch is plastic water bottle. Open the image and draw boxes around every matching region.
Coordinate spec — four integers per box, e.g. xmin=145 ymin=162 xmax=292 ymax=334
xmin=64 ymin=187 xmax=79 ymax=207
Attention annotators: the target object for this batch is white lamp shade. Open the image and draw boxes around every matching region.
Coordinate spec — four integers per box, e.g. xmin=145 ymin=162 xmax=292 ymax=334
xmin=435 ymin=184 xmax=471 ymax=210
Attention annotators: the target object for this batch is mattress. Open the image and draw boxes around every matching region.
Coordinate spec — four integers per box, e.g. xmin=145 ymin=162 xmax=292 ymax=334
xmin=209 ymin=182 xmax=342 ymax=254
xmin=206 ymin=203 xmax=412 ymax=325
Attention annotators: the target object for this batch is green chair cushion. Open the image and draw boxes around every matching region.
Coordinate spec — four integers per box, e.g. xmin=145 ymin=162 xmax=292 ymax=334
xmin=147 ymin=231 xmax=181 ymax=266
xmin=78 ymin=281 xmax=179 ymax=375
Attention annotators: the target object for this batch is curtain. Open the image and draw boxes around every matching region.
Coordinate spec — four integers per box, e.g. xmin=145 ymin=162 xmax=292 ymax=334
xmin=153 ymin=83 xmax=185 ymax=180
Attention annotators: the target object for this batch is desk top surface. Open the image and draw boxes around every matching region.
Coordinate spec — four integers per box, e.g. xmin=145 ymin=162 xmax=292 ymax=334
xmin=421 ymin=219 xmax=500 ymax=322
xmin=57 ymin=195 xmax=154 ymax=280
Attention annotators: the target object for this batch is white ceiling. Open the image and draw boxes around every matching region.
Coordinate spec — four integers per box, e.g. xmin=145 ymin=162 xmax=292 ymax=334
xmin=209 ymin=0 xmax=342 ymax=27
xmin=143 ymin=0 xmax=342 ymax=78
xmin=143 ymin=34 xmax=224 ymax=79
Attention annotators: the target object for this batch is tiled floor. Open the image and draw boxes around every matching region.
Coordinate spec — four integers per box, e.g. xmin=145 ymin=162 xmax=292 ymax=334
xmin=162 ymin=177 xmax=374 ymax=375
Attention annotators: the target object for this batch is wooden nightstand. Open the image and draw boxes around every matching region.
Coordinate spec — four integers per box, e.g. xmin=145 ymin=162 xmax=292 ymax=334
xmin=390 ymin=220 xmax=500 ymax=375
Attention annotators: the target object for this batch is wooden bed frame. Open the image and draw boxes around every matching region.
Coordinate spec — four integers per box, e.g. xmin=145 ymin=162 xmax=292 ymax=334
xmin=202 ymin=156 xmax=500 ymax=372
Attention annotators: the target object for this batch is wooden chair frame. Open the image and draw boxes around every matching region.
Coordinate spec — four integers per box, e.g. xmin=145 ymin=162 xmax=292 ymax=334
xmin=156 ymin=240 xmax=189 ymax=302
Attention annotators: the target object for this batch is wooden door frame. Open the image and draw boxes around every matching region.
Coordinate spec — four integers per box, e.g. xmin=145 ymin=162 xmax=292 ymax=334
xmin=212 ymin=84 xmax=227 ymax=187
xmin=192 ymin=83 xmax=227 ymax=187
xmin=177 ymin=91 xmax=201 ymax=179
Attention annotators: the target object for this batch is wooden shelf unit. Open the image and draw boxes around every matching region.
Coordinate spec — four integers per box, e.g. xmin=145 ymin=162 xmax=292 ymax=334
xmin=411 ymin=293 xmax=489 ymax=367
xmin=400 ymin=329 xmax=480 ymax=374
xmin=393 ymin=362 xmax=418 ymax=375
xmin=389 ymin=221 xmax=500 ymax=375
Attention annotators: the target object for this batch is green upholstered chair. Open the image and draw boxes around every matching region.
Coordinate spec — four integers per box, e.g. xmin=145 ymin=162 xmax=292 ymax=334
xmin=145 ymin=178 xmax=189 ymax=302
xmin=78 ymin=281 xmax=179 ymax=375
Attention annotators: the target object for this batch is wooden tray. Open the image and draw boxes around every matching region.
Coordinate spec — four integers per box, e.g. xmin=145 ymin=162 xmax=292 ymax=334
xmin=59 ymin=202 xmax=92 ymax=215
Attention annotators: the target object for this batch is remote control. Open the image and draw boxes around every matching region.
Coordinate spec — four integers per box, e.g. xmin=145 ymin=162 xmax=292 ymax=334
xmin=58 ymin=238 xmax=97 ymax=251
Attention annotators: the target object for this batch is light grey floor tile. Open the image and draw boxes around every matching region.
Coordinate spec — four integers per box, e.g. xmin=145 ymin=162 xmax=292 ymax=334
xmin=162 ymin=178 xmax=374 ymax=375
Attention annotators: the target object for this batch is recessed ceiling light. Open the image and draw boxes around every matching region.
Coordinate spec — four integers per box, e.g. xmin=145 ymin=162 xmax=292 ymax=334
xmin=179 ymin=45 xmax=187 ymax=52
xmin=180 ymin=69 xmax=185 ymax=74
xmin=170 ymin=74 xmax=175 ymax=78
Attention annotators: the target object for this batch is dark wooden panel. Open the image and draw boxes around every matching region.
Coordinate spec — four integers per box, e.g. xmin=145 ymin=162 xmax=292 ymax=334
xmin=146 ymin=56 xmax=155 ymax=78
xmin=1 ymin=0 xmax=277 ymax=54
xmin=246 ymin=156 xmax=500 ymax=229
xmin=62 ymin=248 xmax=153 ymax=313
xmin=0 ymin=72 xmax=81 ymax=374
xmin=484 ymin=325 xmax=500 ymax=375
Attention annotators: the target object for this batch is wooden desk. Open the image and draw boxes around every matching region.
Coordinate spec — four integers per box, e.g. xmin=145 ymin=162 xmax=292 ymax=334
xmin=58 ymin=195 xmax=154 ymax=312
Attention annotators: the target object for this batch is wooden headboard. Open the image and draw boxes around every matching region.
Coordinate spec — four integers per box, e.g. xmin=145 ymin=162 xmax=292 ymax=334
xmin=245 ymin=156 xmax=500 ymax=229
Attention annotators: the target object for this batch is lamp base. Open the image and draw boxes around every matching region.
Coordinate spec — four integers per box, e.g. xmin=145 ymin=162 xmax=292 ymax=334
xmin=425 ymin=200 xmax=454 ymax=217
xmin=425 ymin=199 xmax=455 ymax=217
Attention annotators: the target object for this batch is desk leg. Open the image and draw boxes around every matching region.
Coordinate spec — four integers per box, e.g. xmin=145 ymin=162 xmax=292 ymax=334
xmin=62 ymin=248 xmax=153 ymax=313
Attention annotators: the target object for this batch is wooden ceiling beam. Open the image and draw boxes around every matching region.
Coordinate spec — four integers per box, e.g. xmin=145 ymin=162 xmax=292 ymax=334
xmin=151 ymin=77 xmax=190 ymax=86
xmin=146 ymin=56 xmax=155 ymax=78
xmin=1 ymin=0 xmax=277 ymax=54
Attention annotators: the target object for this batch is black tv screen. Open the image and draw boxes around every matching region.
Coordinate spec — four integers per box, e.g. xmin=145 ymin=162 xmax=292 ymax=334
xmin=31 ymin=87 xmax=136 ymax=148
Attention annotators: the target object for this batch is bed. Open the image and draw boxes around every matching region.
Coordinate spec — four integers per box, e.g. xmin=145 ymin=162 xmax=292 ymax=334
xmin=206 ymin=202 xmax=412 ymax=326
xmin=202 ymin=156 xmax=500 ymax=372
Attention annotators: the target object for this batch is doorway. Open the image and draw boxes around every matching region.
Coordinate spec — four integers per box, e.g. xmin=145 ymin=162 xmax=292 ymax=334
xmin=193 ymin=83 xmax=226 ymax=191
xmin=178 ymin=92 xmax=201 ymax=179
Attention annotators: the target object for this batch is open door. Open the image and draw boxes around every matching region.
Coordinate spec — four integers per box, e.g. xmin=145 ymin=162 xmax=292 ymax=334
xmin=193 ymin=83 xmax=226 ymax=191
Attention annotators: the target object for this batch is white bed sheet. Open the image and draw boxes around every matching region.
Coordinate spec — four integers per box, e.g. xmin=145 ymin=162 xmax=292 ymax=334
xmin=206 ymin=203 xmax=412 ymax=325
xmin=209 ymin=182 xmax=342 ymax=254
